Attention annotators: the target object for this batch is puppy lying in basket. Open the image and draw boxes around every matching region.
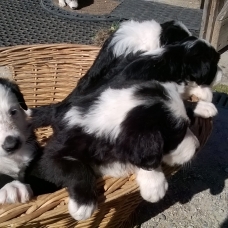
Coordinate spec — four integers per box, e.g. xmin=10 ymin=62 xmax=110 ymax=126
xmin=0 ymin=78 xmax=39 ymax=204
xmin=29 ymin=21 xmax=221 ymax=220
xmin=31 ymin=80 xmax=203 ymax=221
xmin=75 ymin=19 xmax=222 ymax=104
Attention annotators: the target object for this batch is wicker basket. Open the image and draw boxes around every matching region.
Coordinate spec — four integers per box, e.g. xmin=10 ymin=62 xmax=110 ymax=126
xmin=0 ymin=44 xmax=213 ymax=228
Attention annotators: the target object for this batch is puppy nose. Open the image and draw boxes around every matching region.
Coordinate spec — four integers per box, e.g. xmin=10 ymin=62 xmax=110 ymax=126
xmin=2 ymin=136 xmax=21 ymax=152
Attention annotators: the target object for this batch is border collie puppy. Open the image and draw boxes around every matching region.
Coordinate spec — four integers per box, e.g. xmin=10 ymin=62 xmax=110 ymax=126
xmin=31 ymin=35 xmax=221 ymax=129
xmin=75 ymin=21 xmax=221 ymax=103
xmin=37 ymin=80 xmax=201 ymax=221
xmin=75 ymin=19 xmax=192 ymax=96
xmin=31 ymin=19 xmax=194 ymax=128
xmin=59 ymin=0 xmax=78 ymax=9
xmin=0 ymin=78 xmax=39 ymax=204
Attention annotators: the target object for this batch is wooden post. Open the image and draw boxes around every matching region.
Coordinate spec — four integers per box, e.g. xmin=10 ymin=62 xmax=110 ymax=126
xmin=199 ymin=0 xmax=226 ymax=47
xmin=211 ymin=1 xmax=228 ymax=51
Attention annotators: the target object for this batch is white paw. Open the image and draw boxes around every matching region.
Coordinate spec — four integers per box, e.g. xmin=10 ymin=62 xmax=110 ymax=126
xmin=194 ymin=101 xmax=218 ymax=118
xmin=137 ymin=169 xmax=168 ymax=203
xmin=59 ymin=0 xmax=66 ymax=7
xmin=0 ymin=180 xmax=33 ymax=204
xmin=68 ymin=1 xmax=78 ymax=9
xmin=68 ymin=198 xmax=97 ymax=221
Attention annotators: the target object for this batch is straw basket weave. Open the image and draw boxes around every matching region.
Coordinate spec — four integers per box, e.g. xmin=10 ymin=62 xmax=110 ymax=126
xmin=0 ymin=44 xmax=213 ymax=228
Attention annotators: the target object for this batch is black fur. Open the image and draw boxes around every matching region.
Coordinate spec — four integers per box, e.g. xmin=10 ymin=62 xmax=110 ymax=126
xmin=31 ymin=37 xmax=220 ymax=129
xmin=0 ymin=78 xmax=28 ymax=110
xmin=33 ymin=81 xmax=190 ymax=211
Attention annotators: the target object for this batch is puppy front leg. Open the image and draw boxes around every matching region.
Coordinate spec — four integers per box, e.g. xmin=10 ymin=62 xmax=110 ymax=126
xmin=136 ymin=167 xmax=168 ymax=203
xmin=39 ymin=153 xmax=97 ymax=221
xmin=59 ymin=0 xmax=66 ymax=7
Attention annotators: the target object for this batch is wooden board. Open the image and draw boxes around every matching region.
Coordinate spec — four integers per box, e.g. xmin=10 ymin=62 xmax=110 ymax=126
xmin=211 ymin=1 xmax=228 ymax=51
xmin=200 ymin=0 xmax=227 ymax=51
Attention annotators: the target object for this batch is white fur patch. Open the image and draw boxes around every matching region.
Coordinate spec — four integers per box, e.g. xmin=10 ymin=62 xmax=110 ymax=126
xmin=66 ymin=0 xmax=78 ymax=9
xmin=194 ymin=101 xmax=218 ymax=118
xmin=162 ymin=82 xmax=189 ymax=121
xmin=68 ymin=198 xmax=97 ymax=221
xmin=59 ymin=0 xmax=78 ymax=8
xmin=63 ymin=108 xmax=83 ymax=129
xmin=163 ymin=128 xmax=199 ymax=166
xmin=64 ymin=87 xmax=144 ymax=141
xmin=0 ymin=180 xmax=33 ymax=204
xmin=136 ymin=168 xmax=168 ymax=203
xmin=58 ymin=0 xmax=66 ymax=7
xmin=109 ymin=20 xmax=162 ymax=57
xmin=97 ymin=162 xmax=136 ymax=178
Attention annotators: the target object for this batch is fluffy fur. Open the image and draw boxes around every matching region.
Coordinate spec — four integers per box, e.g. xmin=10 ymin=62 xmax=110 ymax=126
xmin=0 ymin=79 xmax=38 ymax=204
xmin=31 ymin=19 xmax=196 ymax=128
xmin=34 ymin=81 xmax=201 ymax=220
xmin=59 ymin=0 xmax=78 ymax=9
xmin=30 ymin=20 xmax=221 ymax=220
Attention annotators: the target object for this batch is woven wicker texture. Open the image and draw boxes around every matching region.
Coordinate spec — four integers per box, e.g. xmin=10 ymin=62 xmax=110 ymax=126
xmin=0 ymin=44 xmax=213 ymax=227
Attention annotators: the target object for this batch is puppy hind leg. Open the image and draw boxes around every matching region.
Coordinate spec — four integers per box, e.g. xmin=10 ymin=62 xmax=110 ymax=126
xmin=39 ymin=152 xmax=97 ymax=221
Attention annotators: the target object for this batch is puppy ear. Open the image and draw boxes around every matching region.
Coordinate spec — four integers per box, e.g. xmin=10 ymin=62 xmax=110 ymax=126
xmin=0 ymin=78 xmax=28 ymax=110
xmin=117 ymin=106 xmax=164 ymax=170
xmin=10 ymin=82 xmax=28 ymax=110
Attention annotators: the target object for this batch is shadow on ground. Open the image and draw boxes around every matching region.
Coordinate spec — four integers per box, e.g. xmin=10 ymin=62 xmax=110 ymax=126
xmin=135 ymin=107 xmax=228 ymax=226
xmin=221 ymin=217 xmax=228 ymax=228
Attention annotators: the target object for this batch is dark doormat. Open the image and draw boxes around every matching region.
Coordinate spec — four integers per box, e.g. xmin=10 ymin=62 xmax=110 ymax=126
xmin=41 ymin=0 xmax=122 ymax=21
xmin=42 ymin=0 xmax=203 ymax=30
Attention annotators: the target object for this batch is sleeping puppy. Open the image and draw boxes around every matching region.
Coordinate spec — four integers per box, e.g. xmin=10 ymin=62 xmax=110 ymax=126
xmin=59 ymin=0 xmax=78 ymax=9
xmin=31 ymin=35 xmax=221 ymax=129
xmin=75 ymin=19 xmax=192 ymax=96
xmin=0 ymin=78 xmax=39 ymax=204
xmin=31 ymin=19 xmax=194 ymax=128
xmin=75 ymin=20 xmax=221 ymax=105
xmin=37 ymin=80 xmax=200 ymax=221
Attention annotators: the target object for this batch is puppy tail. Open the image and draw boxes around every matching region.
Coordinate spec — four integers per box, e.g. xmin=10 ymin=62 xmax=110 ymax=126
xmin=29 ymin=104 xmax=56 ymax=128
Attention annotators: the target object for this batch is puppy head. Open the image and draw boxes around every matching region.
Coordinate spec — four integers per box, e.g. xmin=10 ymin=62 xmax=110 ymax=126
xmin=160 ymin=20 xmax=191 ymax=46
xmin=0 ymin=79 xmax=29 ymax=156
xmin=182 ymin=37 xmax=220 ymax=86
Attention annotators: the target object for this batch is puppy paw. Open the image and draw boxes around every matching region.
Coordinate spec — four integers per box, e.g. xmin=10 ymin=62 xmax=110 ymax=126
xmin=68 ymin=198 xmax=97 ymax=221
xmin=59 ymin=0 xmax=66 ymax=7
xmin=0 ymin=180 xmax=33 ymax=204
xmin=194 ymin=101 xmax=218 ymax=118
xmin=185 ymin=85 xmax=213 ymax=102
xmin=137 ymin=169 xmax=168 ymax=203
xmin=68 ymin=1 xmax=78 ymax=9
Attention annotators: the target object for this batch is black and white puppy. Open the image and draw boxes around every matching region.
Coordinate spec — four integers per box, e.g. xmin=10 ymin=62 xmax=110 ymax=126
xmin=32 ymin=36 xmax=221 ymax=129
xmin=31 ymin=19 xmax=195 ymax=128
xmin=37 ymin=80 xmax=200 ymax=221
xmin=75 ymin=19 xmax=192 ymax=96
xmin=0 ymin=78 xmax=38 ymax=204
xmin=76 ymin=20 xmax=221 ymax=104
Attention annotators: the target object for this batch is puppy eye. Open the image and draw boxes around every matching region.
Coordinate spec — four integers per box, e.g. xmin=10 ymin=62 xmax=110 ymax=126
xmin=9 ymin=109 xmax=17 ymax=116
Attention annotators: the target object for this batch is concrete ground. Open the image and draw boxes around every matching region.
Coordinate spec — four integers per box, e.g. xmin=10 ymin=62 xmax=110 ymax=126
xmin=136 ymin=46 xmax=228 ymax=227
